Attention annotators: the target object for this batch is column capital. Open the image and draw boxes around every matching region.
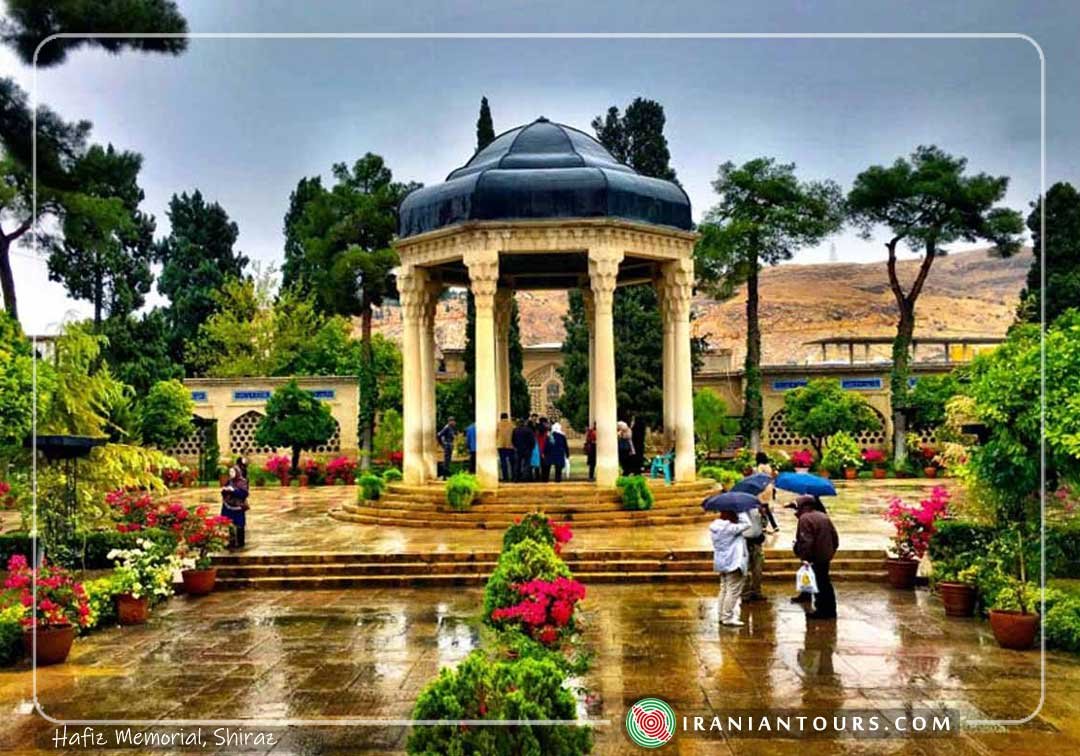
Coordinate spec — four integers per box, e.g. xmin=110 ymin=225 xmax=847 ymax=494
xmin=465 ymin=247 xmax=500 ymax=308
xmin=588 ymin=246 xmax=624 ymax=311
xmin=397 ymin=266 xmax=428 ymax=319
xmin=660 ymin=256 xmax=694 ymax=318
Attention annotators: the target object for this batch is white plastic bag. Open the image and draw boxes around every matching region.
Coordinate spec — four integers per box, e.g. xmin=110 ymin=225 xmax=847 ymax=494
xmin=795 ymin=563 xmax=819 ymax=594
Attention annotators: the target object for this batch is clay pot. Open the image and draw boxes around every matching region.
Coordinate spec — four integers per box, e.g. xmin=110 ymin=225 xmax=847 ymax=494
xmin=872 ymin=467 xmax=887 ymax=479
xmin=23 ymin=624 xmax=75 ymax=666
xmin=989 ymin=610 xmax=1039 ymax=650
xmin=938 ymin=582 xmax=976 ymax=617
xmin=117 ymin=593 xmax=150 ymax=625
xmin=181 ymin=568 xmax=217 ymax=596
xmin=819 ymin=470 xmax=831 ymax=479
xmin=885 ymin=558 xmax=919 ymax=589
xmin=299 ymin=474 xmax=309 ymax=487
xmin=923 ymin=467 xmax=938 ymax=478
xmin=843 ymin=467 xmax=858 ymax=480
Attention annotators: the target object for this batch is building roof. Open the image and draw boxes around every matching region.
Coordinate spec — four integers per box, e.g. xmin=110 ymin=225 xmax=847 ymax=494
xmin=398 ymin=117 xmax=692 ymax=237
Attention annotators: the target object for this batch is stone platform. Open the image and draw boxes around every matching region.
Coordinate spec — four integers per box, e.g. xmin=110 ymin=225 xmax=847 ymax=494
xmin=329 ymin=478 xmax=719 ymax=529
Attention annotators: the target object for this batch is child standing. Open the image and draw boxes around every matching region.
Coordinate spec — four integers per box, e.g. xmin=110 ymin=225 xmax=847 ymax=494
xmin=710 ymin=510 xmax=752 ymax=626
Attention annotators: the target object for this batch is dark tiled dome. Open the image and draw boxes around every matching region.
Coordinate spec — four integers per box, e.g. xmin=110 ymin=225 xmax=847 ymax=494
xmin=398 ymin=117 xmax=692 ymax=237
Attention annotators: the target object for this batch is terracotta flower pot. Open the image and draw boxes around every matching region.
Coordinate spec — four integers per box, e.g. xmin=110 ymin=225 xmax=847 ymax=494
xmin=181 ymin=567 xmax=217 ymax=596
xmin=989 ymin=610 xmax=1039 ymax=650
xmin=885 ymin=558 xmax=919 ymax=589
xmin=116 ymin=593 xmax=150 ymax=625
xmin=23 ymin=624 xmax=75 ymax=666
xmin=843 ymin=467 xmax=857 ymax=480
xmin=923 ymin=467 xmax=938 ymax=478
xmin=299 ymin=474 xmax=309 ymax=487
xmin=819 ymin=469 xmax=831 ymax=479
xmin=938 ymin=582 xmax=976 ymax=617
xmin=872 ymin=467 xmax=887 ymax=479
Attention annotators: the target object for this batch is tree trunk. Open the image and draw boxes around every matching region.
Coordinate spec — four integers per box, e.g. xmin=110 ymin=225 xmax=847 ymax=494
xmin=0 ymin=235 xmax=20 ymax=320
xmin=891 ymin=303 xmax=916 ymax=464
xmin=743 ymin=255 xmax=763 ymax=451
xmin=359 ymin=306 xmax=374 ymax=472
xmin=291 ymin=446 xmax=301 ymax=475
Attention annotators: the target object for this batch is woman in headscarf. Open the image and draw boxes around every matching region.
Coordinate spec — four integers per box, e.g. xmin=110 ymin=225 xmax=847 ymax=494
xmin=543 ymin=422 xmax=571 ymax=482
xmin=616 ymin=420 xmax=635 ymax=476
xmin=221 ymin=456 xmax=250 ymax=550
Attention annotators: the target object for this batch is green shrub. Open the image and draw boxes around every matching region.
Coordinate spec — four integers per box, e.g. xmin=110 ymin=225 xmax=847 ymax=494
xmin=407 ymin=649 xmax=592 ymax=756
xmin=358 ymin=473 xmax=385 ymax=502
xmin=83 ymin=574 xmax=123 ymax=630
xmin=820 ymin=431 xmax=862 ymax=475
xmin=446 ymin=472 xmax=480 ymax=511
xmin=699 ymin=466 xmax=741 ymax=490
xmin=616 ymin=475 xmax=653 ymax=511
xmin=382 ymin=467 xmax=403 ymax=483
xmin=930 ymin=520 xmax=1080 ymax=581
xmin=0 ymin=605 xmax=24 ymax=667
xmin=502 ymin=513 xmax=556 ymax=552
xmin=1044 ymin=584 xmax=1080 ymax=653
xmin=0 ymin=528 xmax=179 ymax=571
xmin=483 ymin=540 xmax=570 ymax=620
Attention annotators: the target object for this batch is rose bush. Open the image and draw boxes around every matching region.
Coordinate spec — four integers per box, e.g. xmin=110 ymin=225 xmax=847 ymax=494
xmin=884 ymin=486 xmax=950 ymax=560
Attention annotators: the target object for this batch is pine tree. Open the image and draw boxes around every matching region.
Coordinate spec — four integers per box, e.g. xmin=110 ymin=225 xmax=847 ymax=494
xmin=1019 ymin=181 xmax=1080 ymax=325
xmin=476 ymin=97 xmax=495 ymax=152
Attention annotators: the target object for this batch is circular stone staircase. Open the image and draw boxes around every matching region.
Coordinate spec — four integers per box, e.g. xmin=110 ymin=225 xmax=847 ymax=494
xmin=328 ymin=479 xmax=720 ymax=529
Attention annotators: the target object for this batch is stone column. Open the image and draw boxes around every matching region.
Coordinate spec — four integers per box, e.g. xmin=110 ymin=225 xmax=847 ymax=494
xmin=494 ymin=289 xmax=513 ymax=419
xmin=421 ymin=279 xmax=441 ymax=480
xmin=397 ymin=265 xmax=427 ymax=484
xmin=663 ymin=257 xmax=696 ymax=482
xmin=581 ymin=287 xmax=596 ymax=429
xmin=465 ymin=244 xmax=500 ymax=488
xmin=656 ymin=279 xmax=675 ymax=437
xmin=589 ymin=245 xmax=623 ymax=486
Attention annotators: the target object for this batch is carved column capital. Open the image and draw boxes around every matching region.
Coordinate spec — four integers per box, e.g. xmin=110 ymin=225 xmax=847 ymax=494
xmin=397 ymin=266 xmax=427 ymax=320
xmin=465 ymin=246 xmax=500 ymax=309
xmin=660 ymin=256 xmax=694 ymax=319
xmin=588 ymin=246 xmax=624 ymax=312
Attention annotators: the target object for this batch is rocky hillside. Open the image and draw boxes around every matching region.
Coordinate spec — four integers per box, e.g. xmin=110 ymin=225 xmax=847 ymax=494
xmin=370 ymin=247 xmax=1031 ymax=364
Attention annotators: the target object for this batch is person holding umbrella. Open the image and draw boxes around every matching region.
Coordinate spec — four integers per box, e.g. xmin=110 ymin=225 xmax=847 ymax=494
xmin=702 ymin=490 xmax=758 ymax=626
xmin=792 ymin=494 xmax=840 ymax=620
xmin=730 ymin=474 xmax=772 ymax=603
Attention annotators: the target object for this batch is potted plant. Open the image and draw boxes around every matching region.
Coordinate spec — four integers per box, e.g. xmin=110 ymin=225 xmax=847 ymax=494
xmin=932 ymin=559 xmax=978 ymax=617
xmin=4 ymin=555 xmax=90 ymax=665
xmin=987 ymin=530 xmax=1039 ymax=650
xmin=918 ymin=444 xmax=940 ymax=478
xmin=820 ymin=432 xmax=861 ymax=481
xmin=263 ymin=454 xmax=291 ymax=486
xmin=791 ymin=449 xmax=813 ymax=474
xmin=177 ymin=506 xmax=232 ymax=595
xmin=862 ymin=448 xmax=887 ymax=479
xmin=325 ymin=455 xmax=357 ymax=485
xmin=107 ymin=538 xmax=181 ymax=625
xmin=882 ymin=487 xmax=949 ymax=589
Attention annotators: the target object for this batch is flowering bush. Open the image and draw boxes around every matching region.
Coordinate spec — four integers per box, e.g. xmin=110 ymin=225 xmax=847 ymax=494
xmin=883 ymin=486 xmax=950 ymax=560
xmin=263 ymin=454 xmax=292 ymax=482
xmin=483 ymin=540 xmax=571 ymax=621
xmin=4 ymin=555 xmax=90 ymax=629
xmin=861 ymin=448 xmax=886 ymax=467
xmin=502 ymin=513 xmax=574 ymax=554
xmin=108 ymin=490 xmax=190 ymax=534
xmin=301 ymin=457 xmax=324 ymax=484
xmin=176 ymin=506 xmax=231 ymax=570
xmin=161 ymin=468 xmax=185 ymax=487
xmin=107 ymin=538 xmax=182 ymax=602
xmin=792 ymin=449 xmax=814 ymax=468
xmin=325 ymin=456 xmax=356 ymax=485
xmin=918 ymin=444 xmax=939 ymax=466
xmin=490 ymin=577 xmax=586 ymax=644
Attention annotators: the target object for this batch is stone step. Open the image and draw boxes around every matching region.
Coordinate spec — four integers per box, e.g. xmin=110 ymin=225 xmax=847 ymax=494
xmin=328 ymin=509 xmax=713 ymax=529
xmin=372 ymin=492 xmax=712 ymax=510
xmin=344 ymin=498 xmax=711 ymax=519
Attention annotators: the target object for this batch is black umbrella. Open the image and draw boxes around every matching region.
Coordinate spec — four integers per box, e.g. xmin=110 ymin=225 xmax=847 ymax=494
xmin=731 ymin=473 xmax=772 ymax=496
xmin=702 ymin=491 xmax=761 ymax=513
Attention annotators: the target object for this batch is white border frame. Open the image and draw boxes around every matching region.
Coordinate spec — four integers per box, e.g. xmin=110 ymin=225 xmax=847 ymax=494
xmin=27 ymin=31 xmax=1046 ymax=732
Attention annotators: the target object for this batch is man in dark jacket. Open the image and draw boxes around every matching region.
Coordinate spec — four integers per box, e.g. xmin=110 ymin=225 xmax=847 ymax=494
xmin=436 ymin=418 xmax=457 ymax=479
xmin=511 ymin=418 xmax=535 ymax=482
xmin=793 ymin=494 xmax=840 ymax=620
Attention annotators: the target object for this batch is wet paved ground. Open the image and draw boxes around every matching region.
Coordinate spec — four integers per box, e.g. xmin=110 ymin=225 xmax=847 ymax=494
xmin=1 ymin=581 xmax=1076 ymax=754
xmin=147 ymin=479 xmax=950 ymax=555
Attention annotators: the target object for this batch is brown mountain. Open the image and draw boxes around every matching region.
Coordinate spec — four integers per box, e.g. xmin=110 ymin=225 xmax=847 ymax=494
xmin=370 ymin=246 xmax=1031 ymax=364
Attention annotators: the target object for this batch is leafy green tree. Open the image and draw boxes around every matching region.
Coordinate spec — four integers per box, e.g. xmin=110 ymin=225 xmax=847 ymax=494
xmin=848 ymin=146 xmax=1024 ymax=463
xmin=373 ymin=407 xmax=403 ymax=461
xmin=696 ymin=158 xmax=844 ymax=450
xmin=37 ymin=321 xmax=128 ymax=438
xmin=476 ymin=96 xmax=495 ymax=151
xmin=154 ymin=190 xmax=248 ymax=369
xmin=99 ymin=309 xmax=182 ymax=395
xmin=138 ymin=379 xmax=194 ymax=449
xmin=693 ymin=388 xmax=739 ymax=457
xmin=591 ymin=97 xmax=676 ymax=181
xmin=1 ymin=0 xmax=188 ymax=66
xmin=288 ymin=154 xmax=418 ymax=469
xmin=783 ymin=378 xmax=881 ymax=458
xmin=1019 ymin=182 xmax=1080 ymax=325
xmin=48 ymin=144 xmax=154 ymax=326
xmin=909 ymin=372 xmax=961 ymax=430
xmin=0 ymin=310 xmax=35 ymax=449
xmin=281 ymin=175 xmax=323 ymax=293
xmin=254 ymin=379 xmax=336 ymax=473
xmin=437 ymin=377 xmax=472 ymax=429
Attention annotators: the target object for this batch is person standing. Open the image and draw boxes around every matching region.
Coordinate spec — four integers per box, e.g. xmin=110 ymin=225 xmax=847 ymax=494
xmin=511 ymin=418 xmax=535 ymax=482
xmin=436 ymin=418 xmax=457 ymax=479
xmin=544 ymin=422 xmax=570 ymax=482
xmin=793 ymin=494 xmax=840 ymax=620
xmin=616 ymin=421 xmax=634 ymax=476
xmin=740 ymin=503 xmax=766 ymax=603
xmin=497 ymin=412 xmax=515 ymax=482
xmin=710 ymin=510 xmax=752 ymax=626
xmin=465 ymin=421 xmax=477 ymax=474
xmin=756 ymin=451 xmax=781 ymax=532
xmin=534 ymin=418 xmax=549 ymax=480
xmin=630 ymin=414 xmax=647 ymax=475
xmin=221 ymin=457 xmax=249 ymax=550
xmin=583 ymin=423 xmax=597 ymax=482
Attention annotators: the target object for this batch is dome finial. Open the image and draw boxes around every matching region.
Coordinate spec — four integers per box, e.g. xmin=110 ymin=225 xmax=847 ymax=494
xmin=535 ymin=115 xmax=549 ymax=123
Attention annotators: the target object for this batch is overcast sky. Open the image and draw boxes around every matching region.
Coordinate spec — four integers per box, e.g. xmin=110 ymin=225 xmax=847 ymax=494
xmin=3 ymin=0 xmax=1074 ymax=334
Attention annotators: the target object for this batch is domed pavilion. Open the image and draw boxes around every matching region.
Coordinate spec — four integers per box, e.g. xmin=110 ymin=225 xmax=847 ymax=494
xmin=395 ymin=118 xmax=699 ymax=488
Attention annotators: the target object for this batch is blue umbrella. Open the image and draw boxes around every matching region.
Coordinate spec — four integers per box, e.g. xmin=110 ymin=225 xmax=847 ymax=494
xmin=731 ymin=473 xmax=773 ymax=496
xmin=702 ymin=491 xmax=761 ymax=513
xmin=775 ymin=471 xmax=837 ymax=497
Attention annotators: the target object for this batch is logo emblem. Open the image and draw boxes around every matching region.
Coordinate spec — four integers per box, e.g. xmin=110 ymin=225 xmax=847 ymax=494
xmin=625 ymin=697 xmax=676 ymax=748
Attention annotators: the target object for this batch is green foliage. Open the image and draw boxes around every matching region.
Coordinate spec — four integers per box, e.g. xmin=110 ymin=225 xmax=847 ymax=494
xmin=0 ymin=528 xmax=177 ymax=571
xmin=0 ymin=604 xmax=24 ymax=666
xmin=1043 ymin=585 xmax=1080 ymax=653
xmin=1 ymin=0 xmax=188 ymax=67
xmin=82 ymin=574 xmax=121 ymax=630
xmin=436 ymin=377 xmax=472 ymax=429
xmin=382 ymin=467 xmax=403 ymax=483
xmin=200 ymin=420 xmax=220 ymax=483
xmin=616 ymin=475 xmax=654 ymax=511
xmin=909 ymin=373 xmax=961 ymax=430
xmin=98 ymin=310 xmax=184 ymax=395
xmin=358 ymin=473 xmax=384 ymax=502
xmin=254 ymin=380 xmax=336 ymax=472
xmin=503 ymin=513 xmax=557 ymax=552
xmin=783 ymin=378 xmax=880 ymax=458
xmin=154 ymin=190 xmax=248 ymax=371
xmin=0 ymin=311 xmax=34 ymax=448
xmin=699 ymin=466 xmax=741 ymax=490
xmin=592 ymin=97 xmax=677 ymax=181
xmin=138 ymin=379 xmax=194 ymax=449
xmin=446 ymin=472 xmax=480 ymax=511
xmin=373 ymin=408 xmax=403 ymax=461
xmin=476 ymin=96 xmax=495 ymax=151
xmin=483 ymin=540 xmax=571 ymax=620
xmin=694 ymin=389 xmax=739 ymax=456
xmin=407 ymin=649 xmax=592 ymax=756
xmin=1020 ymin=182 xmax=1080 ymax=325
xmin=819 ymin=432 xmax=862 ymax=475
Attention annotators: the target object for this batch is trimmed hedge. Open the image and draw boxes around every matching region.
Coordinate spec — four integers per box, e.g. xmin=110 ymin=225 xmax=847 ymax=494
xmin=616 ymin=475 xmax=653 ymax=511
xmin=930 ymin=520 xmax=1080 ymax=579
xmin=0 ymin=528 xmax=178 ymax=571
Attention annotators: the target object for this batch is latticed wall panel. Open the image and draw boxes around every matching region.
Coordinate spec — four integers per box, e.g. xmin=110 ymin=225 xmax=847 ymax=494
xmin=228 ymin=411 xmax=341 ymax=456
xmin=766 ymin=408 xmax=888 ymax=448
